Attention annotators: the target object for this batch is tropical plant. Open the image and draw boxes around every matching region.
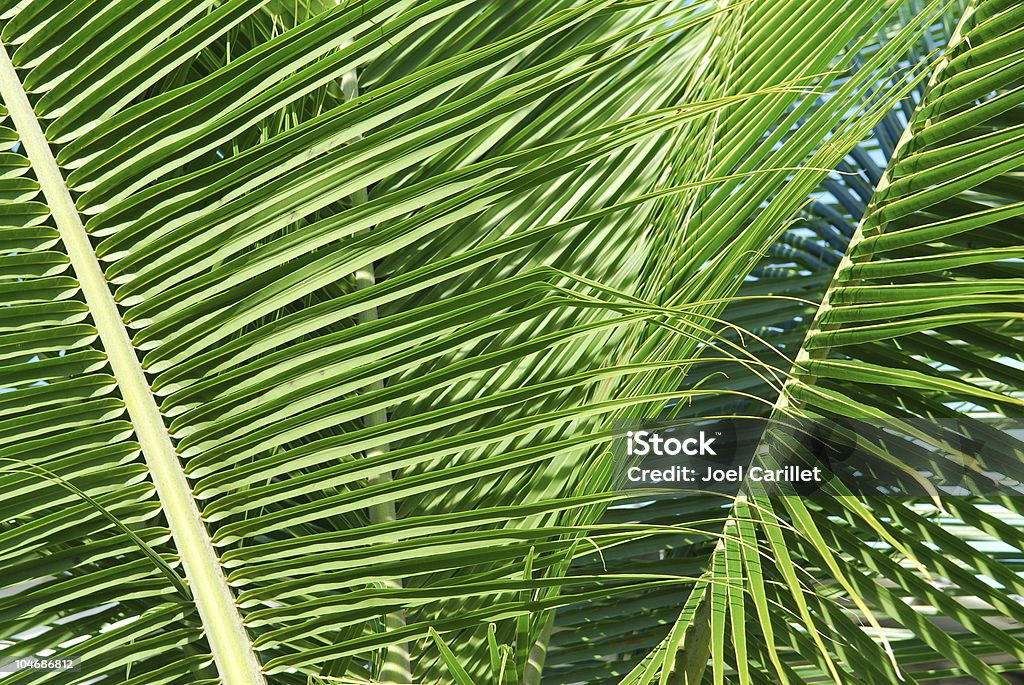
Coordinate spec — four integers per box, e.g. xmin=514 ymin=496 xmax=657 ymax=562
xmin=0 ymin=0 xmax=1021 ymax=684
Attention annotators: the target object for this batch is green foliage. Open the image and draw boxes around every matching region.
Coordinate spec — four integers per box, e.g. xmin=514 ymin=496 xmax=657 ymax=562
xmin=0 ymin=1 xmax=1020 ymax=684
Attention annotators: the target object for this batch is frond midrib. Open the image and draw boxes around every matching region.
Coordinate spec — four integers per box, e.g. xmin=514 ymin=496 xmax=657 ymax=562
xmin=0 ymin=40 xmax=266 ymax=685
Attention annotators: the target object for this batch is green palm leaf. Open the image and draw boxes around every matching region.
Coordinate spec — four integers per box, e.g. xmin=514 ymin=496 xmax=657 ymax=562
xmin=653 ymin=1 xmax=1024 ymax=682
xmin=0 ymin=1 xmax=1017 ymax=684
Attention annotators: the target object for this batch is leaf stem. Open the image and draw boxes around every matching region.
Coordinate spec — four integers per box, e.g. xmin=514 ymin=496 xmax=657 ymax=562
xmin=0 ymin=41 xmax=265 ymax=685
xmin=339 ymin=34 xmax=414 ymax=683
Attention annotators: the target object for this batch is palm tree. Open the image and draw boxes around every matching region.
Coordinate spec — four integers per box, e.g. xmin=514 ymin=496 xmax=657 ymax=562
xmin=0 ymin=0 xmax=1020 ymax=683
